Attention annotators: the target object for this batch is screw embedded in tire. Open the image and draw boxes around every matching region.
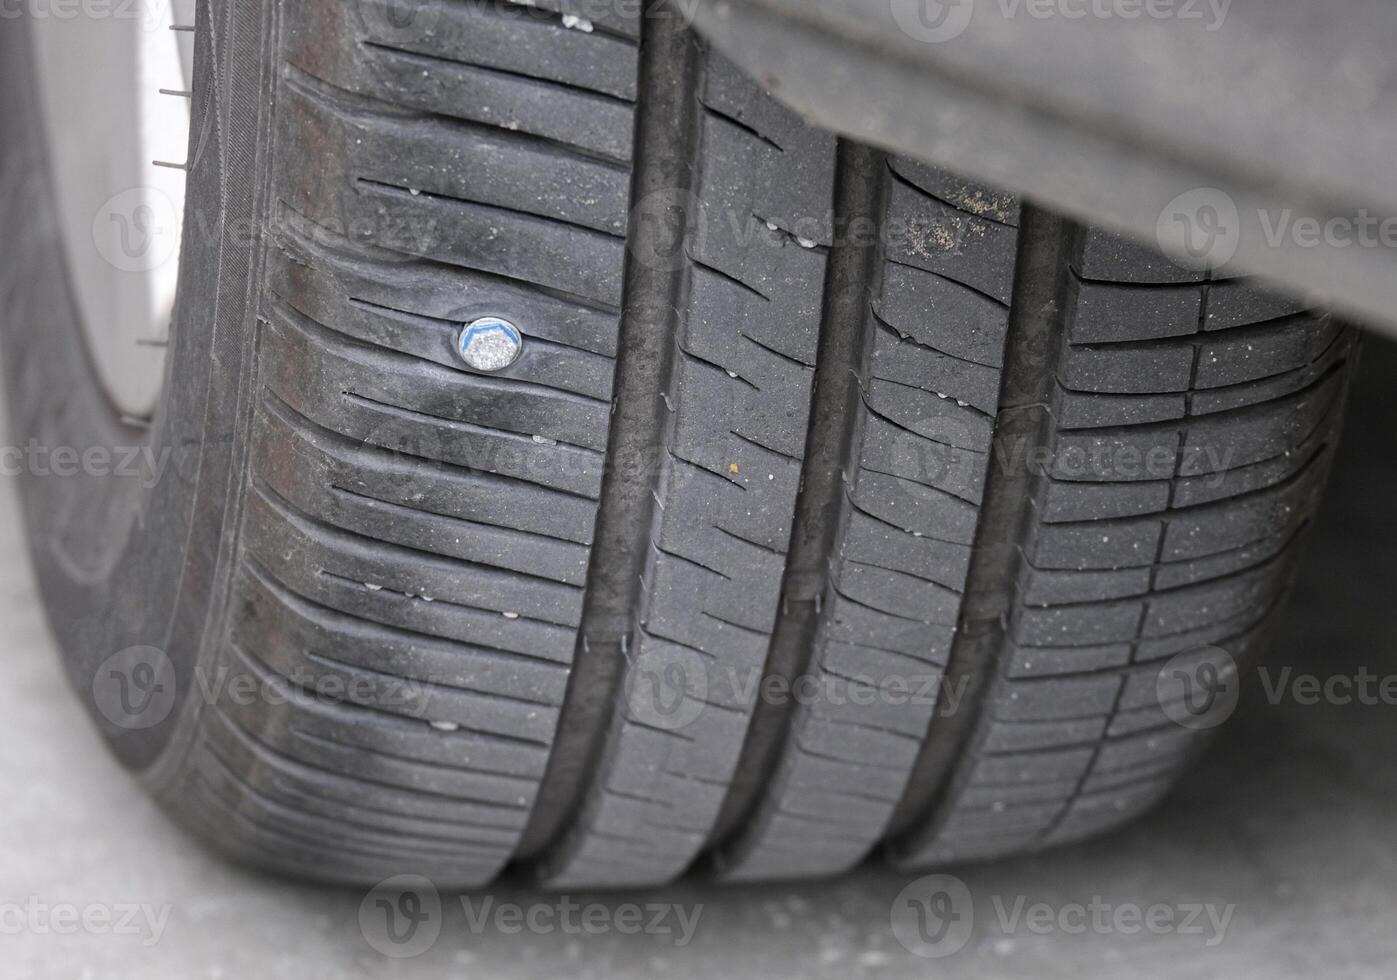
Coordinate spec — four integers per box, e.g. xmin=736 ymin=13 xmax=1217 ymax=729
xmin=458 ymin=317 xmax=523 ymax=372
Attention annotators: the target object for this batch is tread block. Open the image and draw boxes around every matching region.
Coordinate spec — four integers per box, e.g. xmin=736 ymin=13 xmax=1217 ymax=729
xmin=1070 ymin=279 xmax=1202 ymax=343
xmin=1076 ymin=229 xmax=1206 ymax=284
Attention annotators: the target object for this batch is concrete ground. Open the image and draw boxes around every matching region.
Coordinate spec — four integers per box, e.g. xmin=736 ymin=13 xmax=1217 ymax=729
xmin=4 ymin=337 xmax=1396 ymax=980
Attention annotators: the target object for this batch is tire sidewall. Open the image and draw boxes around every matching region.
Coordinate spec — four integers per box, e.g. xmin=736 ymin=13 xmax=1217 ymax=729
xmin=0 ymin=2 xmax=270 ymax=772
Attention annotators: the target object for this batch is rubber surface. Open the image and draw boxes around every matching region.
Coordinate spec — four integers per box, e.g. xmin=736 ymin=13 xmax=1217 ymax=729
xmin=3 ymin=0 xmax=1353 ymax=889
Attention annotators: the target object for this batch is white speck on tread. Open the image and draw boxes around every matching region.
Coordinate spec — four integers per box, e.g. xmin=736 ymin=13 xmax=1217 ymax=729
xmin=727 ymin=370 xmax=738 ymax=378
xmin=761 ymin=900 xmax=792 ymax=929
xmin=503 ymin=611 xmax=520 ymax=620
xmin=796 ymin=236 xmax=818 ymax=248
xmin=430 ymin=721 xmax=460 ymax=732
xmin=364 ymin=583 xmax=382 ymax=592
xmin=661 ymin=392 xmax=675 ymax=412
xmin=532 ymin=434 xmax=557 ymax=445
xmin=765 ymin=220 xmax=780 ymax=232
xmin=408 ymin=188 xmax=420 ymax=196
xmin=767 ymin=473 xmax=774 ymax=480
xmin=421 ymin=596 xmax=434 ymax=603
xmin=561 ymin=13 xmax=593 ymax=31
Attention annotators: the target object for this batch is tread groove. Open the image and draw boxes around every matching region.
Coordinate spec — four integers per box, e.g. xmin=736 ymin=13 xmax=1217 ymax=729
xmin=705 ymin=140 xmax=891 ymax=868
xmin=513 ymin=0 xmax=703 ymax=867
xmin=885 ymin=206 xmax=1084 ymax=847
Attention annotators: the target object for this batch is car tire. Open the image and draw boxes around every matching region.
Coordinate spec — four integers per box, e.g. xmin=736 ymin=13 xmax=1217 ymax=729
xmin=0 ymin=0 xmax=1354 ymax=888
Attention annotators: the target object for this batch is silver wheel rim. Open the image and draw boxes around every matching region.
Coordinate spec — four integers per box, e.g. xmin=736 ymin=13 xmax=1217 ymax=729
xmin=29 ymin=2 xmax=196 ymax=419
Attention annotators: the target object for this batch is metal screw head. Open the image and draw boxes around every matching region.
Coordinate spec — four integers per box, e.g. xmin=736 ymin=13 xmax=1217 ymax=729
xmin=458 ymin=317 xmax=522 ymax=372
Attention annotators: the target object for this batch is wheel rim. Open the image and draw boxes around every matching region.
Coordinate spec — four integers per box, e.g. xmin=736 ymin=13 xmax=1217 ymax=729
xmin=29 ymin=2 xmax=195 ymax=420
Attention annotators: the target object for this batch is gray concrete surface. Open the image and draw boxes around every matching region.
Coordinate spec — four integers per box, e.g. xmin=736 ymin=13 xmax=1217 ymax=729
xmin=4 ymin=338 xmax=1396 ymax=979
